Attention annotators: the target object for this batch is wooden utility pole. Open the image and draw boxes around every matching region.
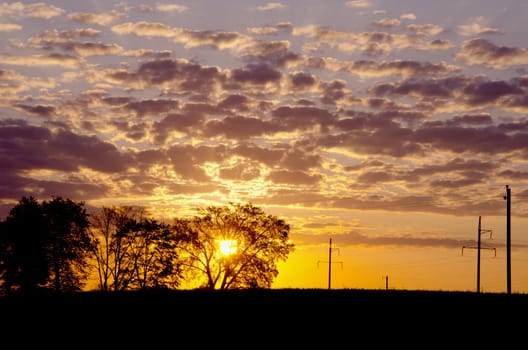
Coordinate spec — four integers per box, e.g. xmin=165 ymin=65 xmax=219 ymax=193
xmin=505 ymin=185 xmax=511 ymax=294
xmin=317 ymin=238 xmax=342 ymax=289
xmin=477 ymin=216 xmax=481 ymax=291
xmin=328 ymin=238 xmax=332 ymax=289
xmin=462 ymin=216 xmax=494 ymax=293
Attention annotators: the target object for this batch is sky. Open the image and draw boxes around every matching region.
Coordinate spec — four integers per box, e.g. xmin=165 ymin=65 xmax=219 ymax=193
xmin=1 ymin=0 xmax=528 ymax=293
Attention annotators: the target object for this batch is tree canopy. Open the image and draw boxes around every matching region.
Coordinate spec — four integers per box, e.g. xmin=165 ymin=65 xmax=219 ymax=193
xmin=89 ymin=205 xmax=183 ymax=291
xmin=175 ymin=202 xmax=295 ymax=289
xmin=0 ymin=196 xmax=93 ymax=295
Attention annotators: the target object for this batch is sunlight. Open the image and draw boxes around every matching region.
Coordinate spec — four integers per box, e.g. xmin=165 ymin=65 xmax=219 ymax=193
xmin=218 ymin=239 xmax=238 ymax=256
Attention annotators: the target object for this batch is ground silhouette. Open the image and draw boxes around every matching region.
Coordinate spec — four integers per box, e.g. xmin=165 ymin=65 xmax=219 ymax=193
xmin=0 ymin=288 xmax=524 ymax=346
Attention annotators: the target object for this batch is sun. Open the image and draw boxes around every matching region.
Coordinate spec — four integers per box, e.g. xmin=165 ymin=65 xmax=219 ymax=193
xmin=218 ymin=239 xmax=238 ymax=256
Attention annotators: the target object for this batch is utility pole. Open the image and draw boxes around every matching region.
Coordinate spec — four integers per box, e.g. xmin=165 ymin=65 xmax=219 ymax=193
xmin=462 ymin=216 xmax=494 ymax=293
xmin=504 ymin=185 xmax=511 ymax=295
xmin=328 ymin=238 xmax=332 ymax=289
xmin=317 ymin=238 xmax=343 ymax=289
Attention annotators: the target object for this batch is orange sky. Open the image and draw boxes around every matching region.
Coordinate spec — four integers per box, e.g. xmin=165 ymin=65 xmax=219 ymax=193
xmin=271 ymin=206 xmax=528 ymax=293
xmin=1 ymin=1 xmax=528 ymax=293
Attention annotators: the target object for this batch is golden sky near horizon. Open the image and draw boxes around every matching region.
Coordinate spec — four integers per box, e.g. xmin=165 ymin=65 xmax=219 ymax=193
xmin=1 ymin=0 xmax=528 ymax=293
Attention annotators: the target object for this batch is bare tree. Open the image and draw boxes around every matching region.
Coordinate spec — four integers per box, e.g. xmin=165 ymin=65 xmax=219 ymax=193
xmin=89 ymin=206 xmax=183 ymax=291
xmin=89 ymin=206 xmax=144 ymax=291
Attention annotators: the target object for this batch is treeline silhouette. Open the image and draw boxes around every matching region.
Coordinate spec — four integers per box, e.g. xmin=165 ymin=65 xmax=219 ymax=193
xmin=0 ymin=195 xmax=294 ymax=296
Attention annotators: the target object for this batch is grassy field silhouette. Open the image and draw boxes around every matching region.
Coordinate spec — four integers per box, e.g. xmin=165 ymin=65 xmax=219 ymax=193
xmin=1 ymin=288 xmax=525 ymax=346
xmin=2 ymin=287 xmax=526 ymax=316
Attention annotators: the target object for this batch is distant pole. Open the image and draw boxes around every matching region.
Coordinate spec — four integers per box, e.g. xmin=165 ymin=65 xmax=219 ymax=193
xmin=328 ymin=238 xmax=332 ymax=289
xmin=317 ymin=238 xmax=342 ymax=290
xmin=461 ymin=217 xmax=493 ymax=293
xmin=477 ymin=216 xmax=481 ymax=293
xmin=505 ymin=185 xmax=511 ymax=295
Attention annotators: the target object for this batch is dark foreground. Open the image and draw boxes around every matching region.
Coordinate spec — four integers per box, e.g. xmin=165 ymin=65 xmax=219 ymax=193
xmin=1 ymin=288 xmax=525 ymax=345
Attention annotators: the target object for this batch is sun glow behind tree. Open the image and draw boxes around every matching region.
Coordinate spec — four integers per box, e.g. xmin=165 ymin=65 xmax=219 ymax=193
xmin=175 ymin=202 xmax=294 ymax=289
xmin=218 ymin=239 xmax=238 ymax=257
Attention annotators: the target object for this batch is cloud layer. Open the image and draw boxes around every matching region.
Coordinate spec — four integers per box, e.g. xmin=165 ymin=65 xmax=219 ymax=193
xmin=1 ymin=1 xmax=528 ymax=253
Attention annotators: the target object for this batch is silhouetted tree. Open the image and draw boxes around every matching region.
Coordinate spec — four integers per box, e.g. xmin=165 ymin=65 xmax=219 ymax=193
xmin=0 ymin=196 xmax=93 ymax=295
xmin=127 ymin=218 xmax=183 ymax=290
xmin=0 ymin=196 xmax=50 ymax=295
xmin=42 ymin=196 xmax=93 ymax=292
xmin=175 ymin=202 xmax=295 ymax=289
xmin=89 ymin=206 xmax=183 ymax=291
xmin=89 ymin=206 xmax=143 ymax=291
xmin=89 ymin=206 xmax=123 ymax=291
